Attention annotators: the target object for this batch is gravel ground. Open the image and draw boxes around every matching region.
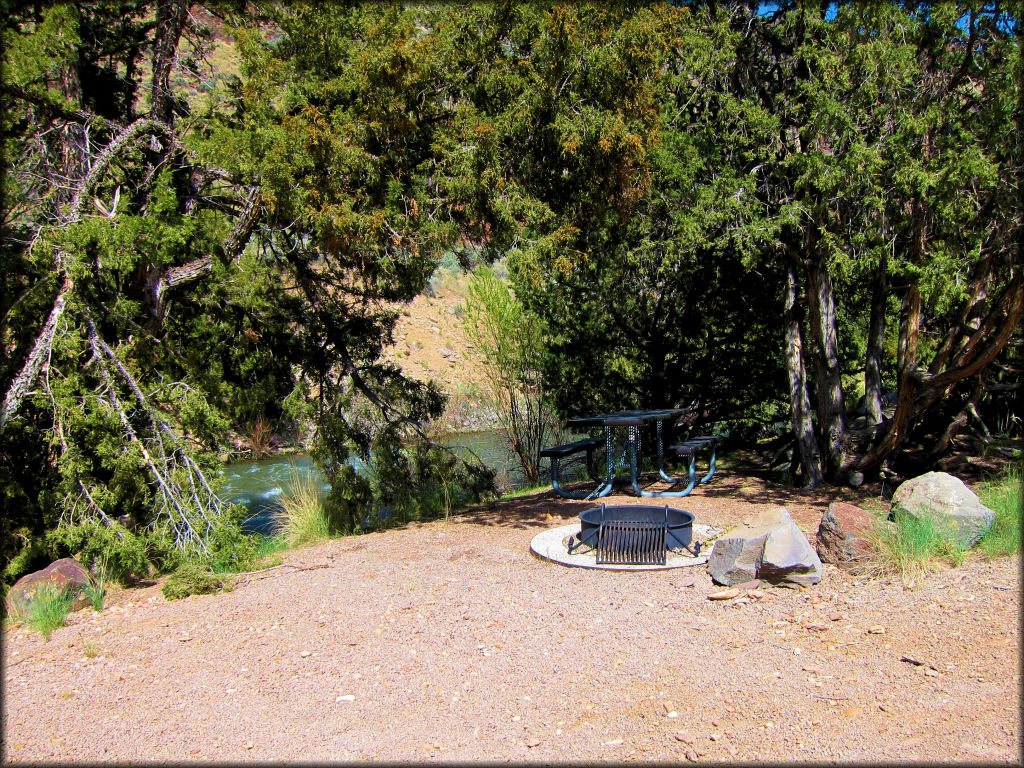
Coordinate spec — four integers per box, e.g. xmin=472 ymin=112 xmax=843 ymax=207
xmin=3 ymin=473 xmax=1020 ymax=763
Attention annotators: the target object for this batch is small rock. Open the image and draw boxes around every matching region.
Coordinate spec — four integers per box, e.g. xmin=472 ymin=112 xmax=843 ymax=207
xmin=678 ymin=578 xmax=696 ymax=588
xmin=300 ymin=651 xmax=311 ymax=658
xmin=603 ymin=738 xmax=624 ymax=746
xmin=666 ymin=711 xmax=679 ymax=718
xmin=924 ymin=668 xmax=939 ymax=677
xmin=804 ymin=623 xmax=829 ymax=632
xmin=675 ymin=731 xmax=695 ymax=744
xmin=685 ymin=748 xmax=699 ymax=762
xmin=867 ymin=625 xmax=886 ymax=634
xmin=734 ymin=579 xmax=762 ymax=591
xmin=708 ymin=588 xmax=740 ymax=601
xmin=336 ymin=694 xmax=355 ymax=702
xmin=709 ymin=734 xmax=719 ymax=741
xmin=900 ymin=656 xmax=925 ymax=666
xmin=829 ymin=613 xmax=843 ymax=622
xmin=525 ymin=738 xmax=541 ymax=748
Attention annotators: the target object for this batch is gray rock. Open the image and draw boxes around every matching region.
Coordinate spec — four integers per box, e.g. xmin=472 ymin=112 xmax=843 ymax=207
xmin=890 ymin=471 xmax=995 ymax=548
xmin=708 ymin=506 xmax=822 ymax=587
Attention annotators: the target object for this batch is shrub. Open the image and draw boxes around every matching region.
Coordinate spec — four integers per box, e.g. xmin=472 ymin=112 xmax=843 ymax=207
xmin=207 ymin=503 xmax=262 ymax=573
xmin=44 ymin=523 xmax=151 ymax=586
xmin=162 ymin=563 xmax=230 ymax=601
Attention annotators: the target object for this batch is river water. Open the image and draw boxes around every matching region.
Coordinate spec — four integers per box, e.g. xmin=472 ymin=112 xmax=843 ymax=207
xmin=219 ymin=430 xmax=530 ymax=534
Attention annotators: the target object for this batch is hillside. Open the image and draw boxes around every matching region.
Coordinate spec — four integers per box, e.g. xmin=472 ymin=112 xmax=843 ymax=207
xmin=382 ymin=269 xmax=497 ymax=433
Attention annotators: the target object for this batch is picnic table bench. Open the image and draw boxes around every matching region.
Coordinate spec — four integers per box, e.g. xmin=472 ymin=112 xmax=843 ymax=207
xmin=667 ymin=435 xmax=719 ymax=486
xmin=539 ymin=436 xmax=606 ymax=500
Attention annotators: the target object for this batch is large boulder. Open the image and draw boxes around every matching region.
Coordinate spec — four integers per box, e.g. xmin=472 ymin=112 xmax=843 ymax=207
xmin=816 ymin=502 xmax=878 ymax=572
xmin=5 ymin=557 xmax=91 ymax=615
xmin=708 ymin=506 xmax=822 ymax=587
xmin=890 ymin=472 xmax=995 ymax=548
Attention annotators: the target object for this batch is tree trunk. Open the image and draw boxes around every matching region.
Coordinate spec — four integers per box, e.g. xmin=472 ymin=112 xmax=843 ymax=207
xmin=864 ymin=250 xmax=888 ymax=427
xmin=805 ymin=252 xmax=847 ymax=480
xmin=783 ymin=261 xmax=823 ymax=488
xmin=858 ymin=281 xmax=921 ymax=472
xmin=151 ymin=0 xmax=190 ymax=123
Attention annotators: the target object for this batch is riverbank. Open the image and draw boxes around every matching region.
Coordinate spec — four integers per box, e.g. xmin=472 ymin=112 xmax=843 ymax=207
xmin=3 ymin=472 xmax=1020 ymax=763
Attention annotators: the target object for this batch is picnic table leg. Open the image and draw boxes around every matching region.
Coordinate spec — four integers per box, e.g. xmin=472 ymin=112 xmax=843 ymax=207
xmin=550 ymin=456 xmax=612 ymax=500
xmin=656 ymin=420 xmax=692 ymax=484
xmin=698 ymin=444 xmax=717 ymax=484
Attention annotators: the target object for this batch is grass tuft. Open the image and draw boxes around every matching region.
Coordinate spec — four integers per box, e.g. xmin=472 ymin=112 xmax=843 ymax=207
xmin=83 ymin=562 xmax=107 ymax=611
xmin=11 ymin=582 xmax=75 ymax=641
xmin=867 ymin=508 xmax=967 ymax=585
xmin=271 ymin=469 xmax=330 ymax=547
xmin=976 ymin=467 xmax=1023 ymax=558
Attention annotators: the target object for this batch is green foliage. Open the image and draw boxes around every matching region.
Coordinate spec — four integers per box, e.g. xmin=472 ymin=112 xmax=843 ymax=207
xmin=161 ymin=563 xmax=231 ymax=601
xmin=10 ymin=582 xmax=74 ymax=642
xmin=977 ymin=468 xmax=1023 ymax=558
xmin=462 ymin=265 xmax=557 ymax=483
xmin=43 ymin=523 xmax=151 ymax=587
xmin=205 ymin=503 xmax=261 ymax=573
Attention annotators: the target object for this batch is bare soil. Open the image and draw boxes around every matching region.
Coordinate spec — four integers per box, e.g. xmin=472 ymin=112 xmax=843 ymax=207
xmin=3 ymin=471 xmax=1020 ymax=763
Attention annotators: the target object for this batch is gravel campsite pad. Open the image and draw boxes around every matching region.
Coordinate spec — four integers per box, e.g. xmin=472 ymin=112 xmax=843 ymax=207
xmin=3 ymin=476 xmax=1020 ymax=763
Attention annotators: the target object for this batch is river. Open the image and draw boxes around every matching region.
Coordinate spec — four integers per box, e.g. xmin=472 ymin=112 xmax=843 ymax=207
xmin=219 ymin=430 xmax=534 ymax=535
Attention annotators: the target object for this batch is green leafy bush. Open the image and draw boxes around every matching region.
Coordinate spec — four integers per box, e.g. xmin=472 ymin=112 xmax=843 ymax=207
xmin=206 ymin=504 xmax=262 ymax=572
xmin=43 ymin=523 xmax=150 ymax=586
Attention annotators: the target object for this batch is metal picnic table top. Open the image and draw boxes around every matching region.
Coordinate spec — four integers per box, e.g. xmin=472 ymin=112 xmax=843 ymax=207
xmin=566 ymin=408 xmax=689 ymax=429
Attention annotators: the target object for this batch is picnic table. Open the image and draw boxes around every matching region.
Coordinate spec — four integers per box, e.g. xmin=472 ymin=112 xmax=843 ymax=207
xmin=541 ymin=408 xmax=720 ymax=499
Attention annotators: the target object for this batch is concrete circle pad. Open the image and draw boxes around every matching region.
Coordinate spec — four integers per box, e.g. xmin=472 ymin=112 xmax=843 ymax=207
xmin=530 ymin=523 xmax=721 ymax=571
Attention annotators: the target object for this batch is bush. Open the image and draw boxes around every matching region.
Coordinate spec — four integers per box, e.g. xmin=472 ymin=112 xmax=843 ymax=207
xmin=162 ymin=563 xmax=231 ymax=600
xmin=43 ymin=523 xmax=151 ymax=586
xmin=207 ymin=503 xmax=262 ymax=573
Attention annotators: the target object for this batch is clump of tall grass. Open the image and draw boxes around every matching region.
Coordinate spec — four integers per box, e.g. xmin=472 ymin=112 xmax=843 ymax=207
xmin=867 ymin=509 xmax=967 ymax=584
xmin=83 ymin=561 xmax=107 ymax=611
xmin=10 ymin=582 xmax=75 ymax=641
xmin=976 ymin=466 xmax=1023 ymax=558
xmin=271 ymin=469 xmax=331 ymax=547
